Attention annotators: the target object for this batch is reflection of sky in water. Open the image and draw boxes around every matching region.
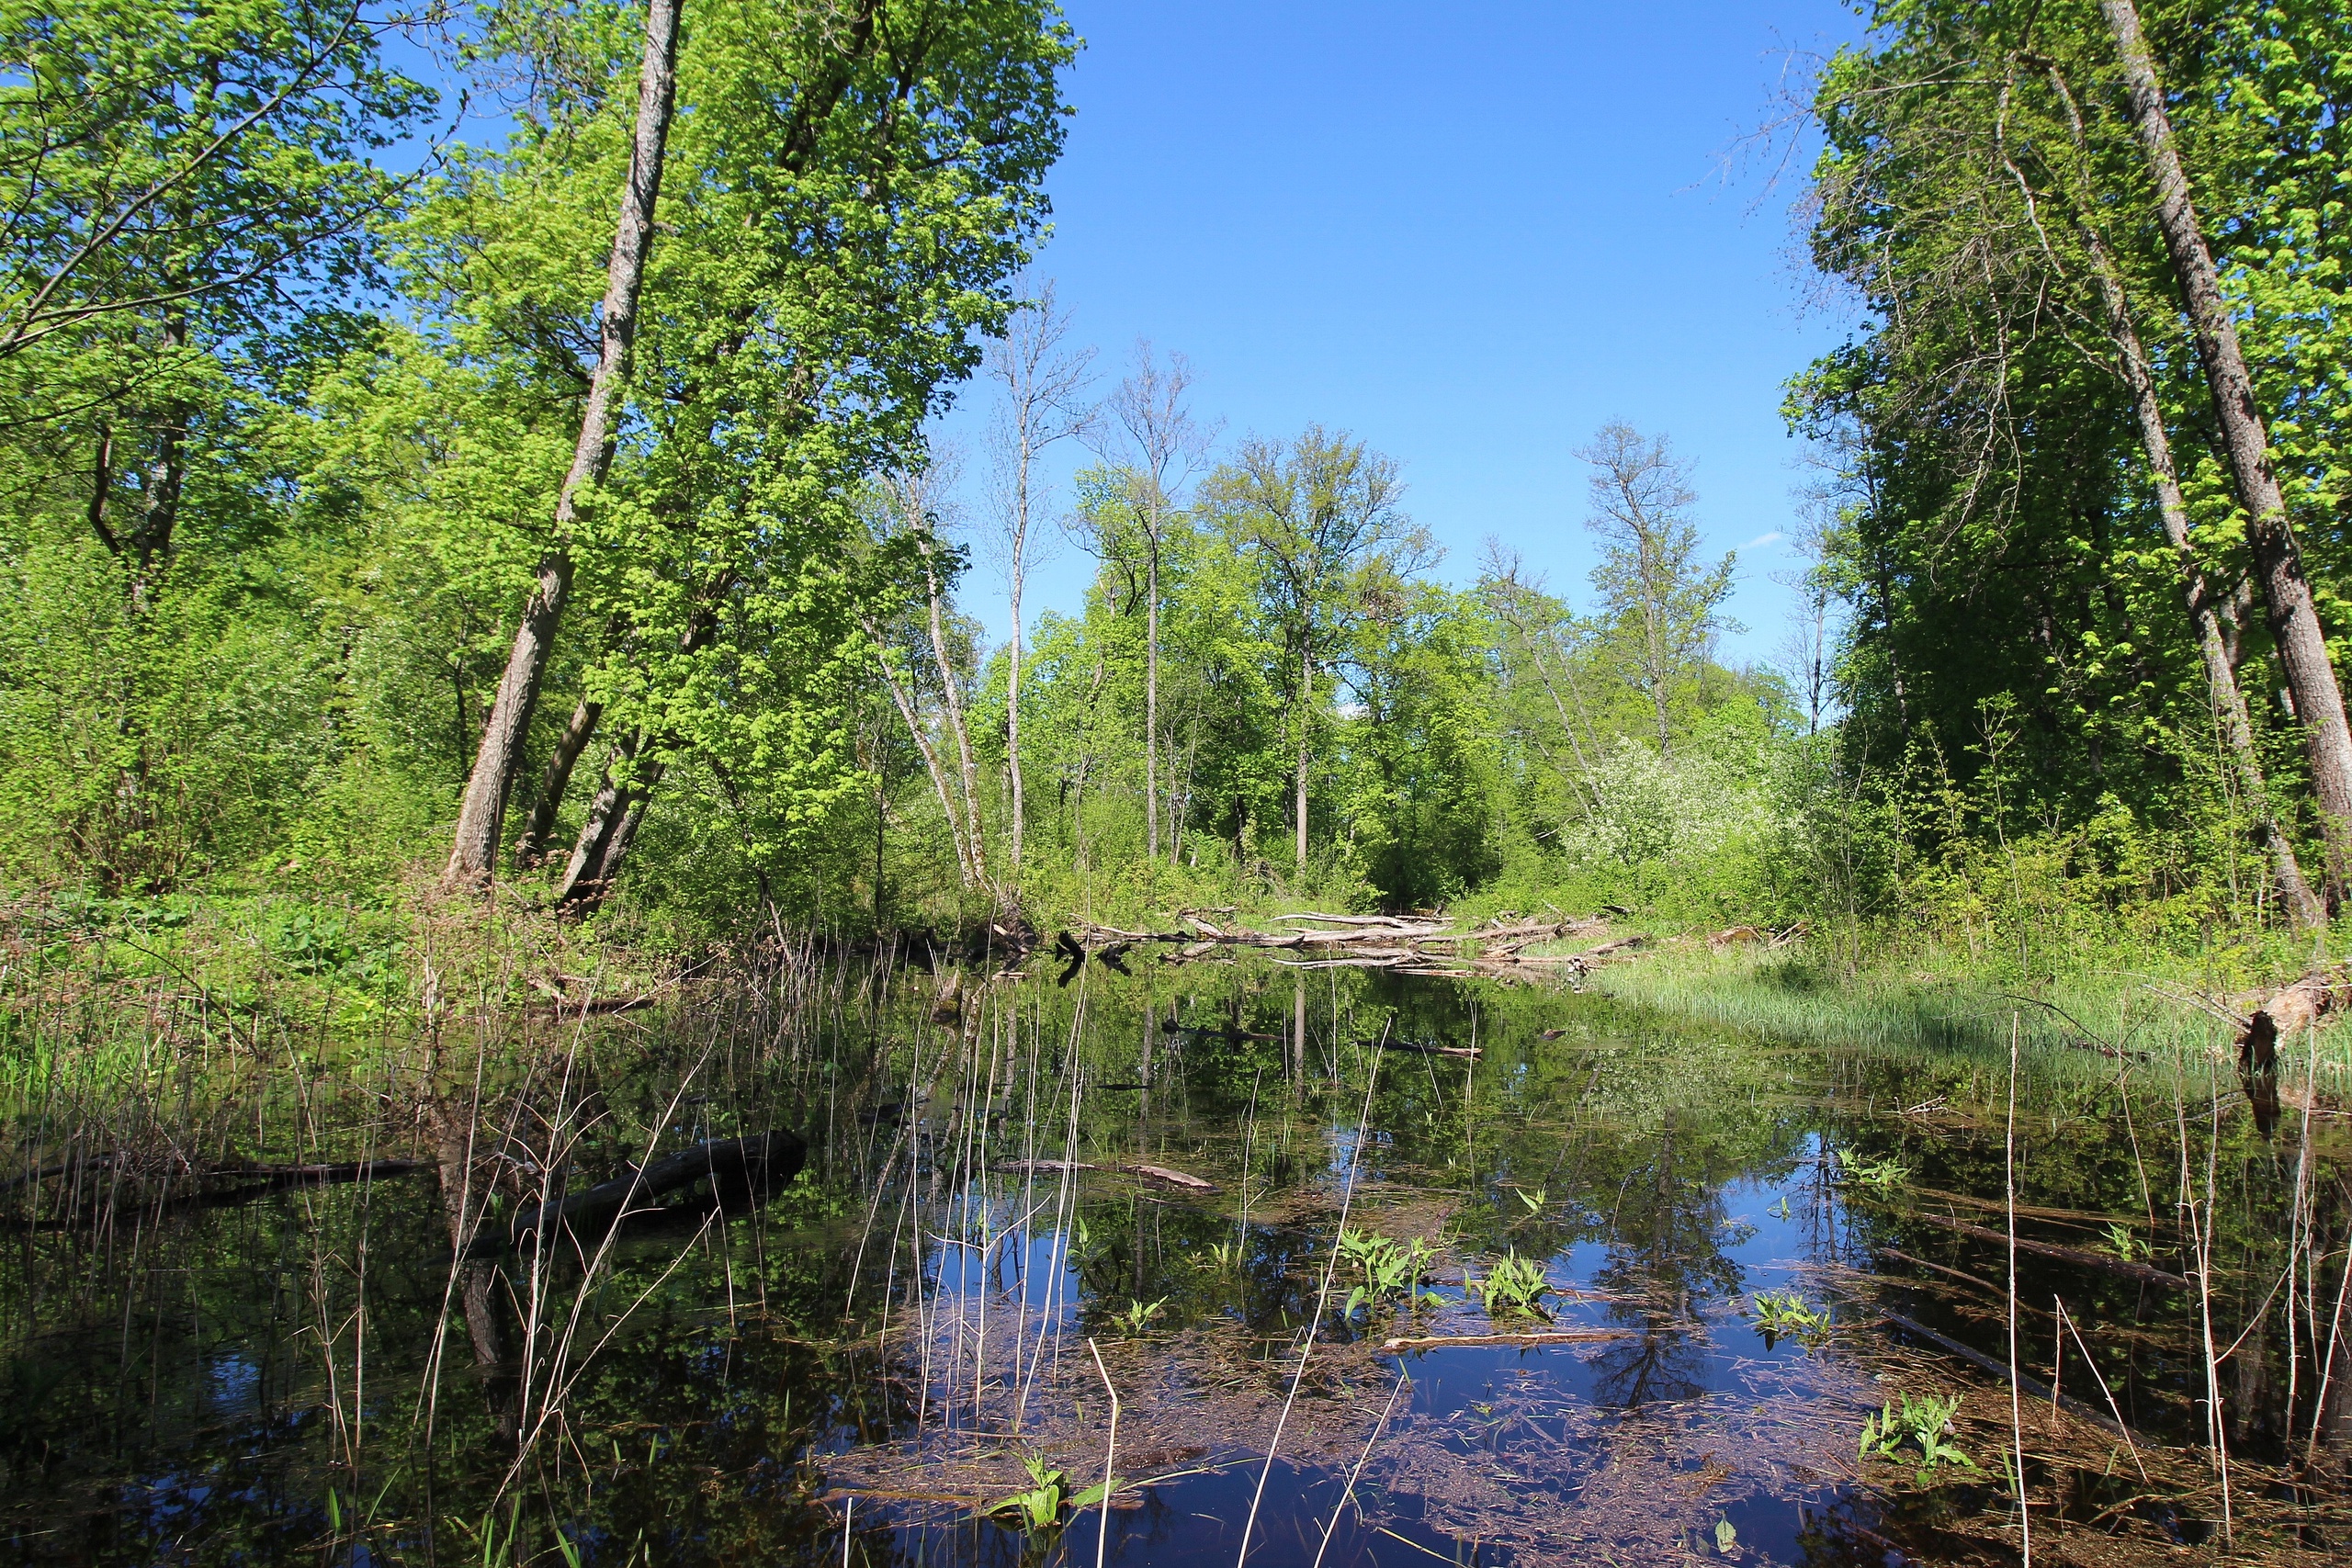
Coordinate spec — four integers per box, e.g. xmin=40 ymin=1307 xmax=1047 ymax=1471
xmin=207 ymin=1352 xmax=259 ymax=1415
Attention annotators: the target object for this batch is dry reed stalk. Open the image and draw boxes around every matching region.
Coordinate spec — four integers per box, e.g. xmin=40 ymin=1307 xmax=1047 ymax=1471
xmin=2005 ymin=1013 xmax=2030 ymax=1568
xmin=1233 ymin=1023 xmax=1386 ymax=1568
xmin=1310 ymin=1364 xmax=1408 ymax=1568
xmin=1088 ymin=1337 xmax=1120 ymax=1568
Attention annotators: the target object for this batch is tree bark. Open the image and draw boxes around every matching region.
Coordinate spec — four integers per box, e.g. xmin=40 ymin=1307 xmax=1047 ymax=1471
xmin=1295 ymin=646 xmax=1311 ymax=875
xmin=918 ymin=535 xmax=989 ymax=891
xmin=442 ymin=0 xmax=682 ymax=889
xmin=2098 ymin=256 xmax=2323 ymax=926
xmin=2041 ymin=63 xmax=2322 ymax=927
xmin=514 ymin=696 xmax=603 ymax=867
xmin=556 ymin=731 xmax=668 ymax=910
xmin=864 ymin=615 xmax=978 ymax=888
xmin=1146 ymin=531 xmax=1160 ymax=864
xmin=1007 ymin=526 xmax=1026 ymax=874
xmin=2101 ymin=0 xmax=2352 ymax=904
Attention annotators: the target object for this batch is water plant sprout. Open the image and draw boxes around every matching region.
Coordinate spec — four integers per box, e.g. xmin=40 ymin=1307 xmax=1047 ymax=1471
xmin=1747 ymin=1289 xmax=1833 ymax=1348
xmin=1335 ymin=1227 xmax=1442 ymax=1319
xmin=1469 ymin=1249 xmax=1553 ymax=1318
xmin=1859 ymin=1393 xmax=1978 ymax=1484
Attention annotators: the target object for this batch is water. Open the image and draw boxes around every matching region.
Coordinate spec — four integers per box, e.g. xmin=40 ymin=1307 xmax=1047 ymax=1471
xmin=1 ymin=956 xmax=2345 ymax=1563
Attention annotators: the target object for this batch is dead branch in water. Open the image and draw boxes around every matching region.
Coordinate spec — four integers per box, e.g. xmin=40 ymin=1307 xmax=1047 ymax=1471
xmin=1906 ymin=1210 xmax=2189 ymax=1288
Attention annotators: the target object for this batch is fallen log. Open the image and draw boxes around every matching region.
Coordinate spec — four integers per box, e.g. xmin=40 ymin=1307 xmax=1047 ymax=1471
xmin=998 ymin=1158 xmax=1217 ymax=1191
xmin=485 ymin=1129 xmax=806 ymax=1258
xmin=6 ymin=1154 xmax=427 ymax=1193
xmin=1368 ymin=1039 xmax=1481 ymax=1060
xmin=1877 ymin=1311 xmax=2136 ymax=1442
xmin=1906 ymin=1211 xmax=2188 ymax=1289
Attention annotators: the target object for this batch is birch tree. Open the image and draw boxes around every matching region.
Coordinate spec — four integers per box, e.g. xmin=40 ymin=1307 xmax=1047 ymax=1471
xmin=1577 ymin=423 xmax=1734 ymax=760
xmin=983 ymin=282 xmax=1092 ymax=882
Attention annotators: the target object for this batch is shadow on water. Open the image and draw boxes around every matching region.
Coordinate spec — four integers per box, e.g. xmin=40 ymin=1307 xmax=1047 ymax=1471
xmin=1 ymin=951 xmax=2348 ymax=1563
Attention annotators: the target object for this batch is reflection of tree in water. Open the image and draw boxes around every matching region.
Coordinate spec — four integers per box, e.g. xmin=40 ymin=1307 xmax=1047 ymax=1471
xmin=1586 ymin=1112 xmax=1745 ymax=1409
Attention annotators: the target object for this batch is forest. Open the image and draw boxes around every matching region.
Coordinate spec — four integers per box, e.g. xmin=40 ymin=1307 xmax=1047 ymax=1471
xmin=7 ymin=0 xmax=2352 ymax=978
xmin=6 ymin=2 xmax=2352 ymax=1565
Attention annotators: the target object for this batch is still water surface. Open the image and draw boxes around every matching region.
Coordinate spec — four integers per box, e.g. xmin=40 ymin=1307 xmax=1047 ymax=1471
xmin=2 ymin=957 xmax=2344 ymax=1564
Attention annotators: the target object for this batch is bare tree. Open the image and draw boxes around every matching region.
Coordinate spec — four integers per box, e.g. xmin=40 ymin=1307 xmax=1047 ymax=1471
xmin=859 ymin=457 xmax=994 ymax=897
xmin=1088 ymin=344 xmax=1210 ymax=866
xmin=983 ymin=282 xmax=1093 ymax=883
xmin=1577 ymin=423 xmax=1735 ymax=759
xmin=1773 ymin=503 xmax=1843 ymax=739
xmin=443 ymin=0 xmax=682 ymax=888
xmin=1479 ymin=541 xmax=1604 ymax=815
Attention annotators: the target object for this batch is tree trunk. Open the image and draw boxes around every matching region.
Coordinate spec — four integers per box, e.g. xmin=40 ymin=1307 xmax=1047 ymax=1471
xmin=919 ymin=536 xmax=989 ymax=891
xmin=2102 ymin=0 xmax=2352 ymax=905
xmin=514 ymin=696 xmax=603 ymax=867
xmin=2042 ymin=63 xmax=2323 ymax=928
xmin=2102 ymin=264 xmax=2323 ymax=926
xmin=1145 ymin=531 xmax=1160 ymax=864
xmin=865 ymin=616 xmax=977 ymax=887
xmin=1295 ymin=646 xmax=1311 ymax=875
xmin=556 ymin=731 xmax=668 ymax=910
xmin=1007 ymin=543 xmax=1026 ymax=875
xmin=442 ymin=0 xmax=682 ymax=889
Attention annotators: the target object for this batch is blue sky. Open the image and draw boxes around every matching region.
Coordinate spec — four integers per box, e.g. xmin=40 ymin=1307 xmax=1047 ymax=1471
xmin=933 ymin=0 xmax=1870 ymax=669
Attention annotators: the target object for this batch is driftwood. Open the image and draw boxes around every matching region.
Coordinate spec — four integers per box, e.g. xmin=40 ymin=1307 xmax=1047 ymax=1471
xmin=1878 ymin=1311 xmax=2137 ymax=1442
xmin=482 ymin=1129 xmax=806 ymax=1258
xmin=6 ymin=1153 xmax=427 ymax=1194
xmin=1372 ymin=1039 xmax=1481 ymax=1060
xmin=1382 ymin=1329 xmax=1631 ymax=1350
xmin=998 ymin=1158 xmax=1216 ymax=1192
xmin=1906 ymin=1211 xmax=2188 ymax=1289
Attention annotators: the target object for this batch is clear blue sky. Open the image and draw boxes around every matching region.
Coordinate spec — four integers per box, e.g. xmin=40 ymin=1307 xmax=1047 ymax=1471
xmin=935 ymin=0 xmax=1868 ymax=670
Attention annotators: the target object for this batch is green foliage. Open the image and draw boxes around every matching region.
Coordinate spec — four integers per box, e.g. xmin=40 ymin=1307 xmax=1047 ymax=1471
xmin=1836 ymin=1148 xmax=1912 ymax=1191
xmin=1747 ymin=1289 xmax=1834 ymax=1348
xmin=1109 ymin=1296 xmax=1167 ymax=1337
xmin=982 ymin=1455 xmax=1116 ymax=1531
xmin=1467 ymin=1249 xmax=1553 ymax=1319
xmin=1859 ymin=1393 xmax=1978 ymax=1485
xmin=1334 ymin=1227 xmax=1441 ymax=1319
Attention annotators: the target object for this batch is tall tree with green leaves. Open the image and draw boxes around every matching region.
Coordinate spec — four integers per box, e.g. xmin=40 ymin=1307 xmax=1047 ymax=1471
xmin=424 ymin=0 xmax=1073 ymax=902
xmin=0 ymin=0 xmax=433 ymax=887
xmin=1577 ymin=423 xmax=1733 ymax=760
xmin=443 ymin=0 xmax=681 ymax=889
xmin=1202 ymin=426 xmax=1431 ymax=877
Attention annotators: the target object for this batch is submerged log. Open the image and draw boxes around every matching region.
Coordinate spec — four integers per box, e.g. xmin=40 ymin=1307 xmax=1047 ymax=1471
xmin=1906 ymin=1210 xmax=2188 ymax=1289
xmin=484 ymin=1129 xmax=805 ymax=1258
xmin=1878 ymin=1310 xmax=2136 ymax=1441
xmin=998 ymin=1157 xmax=1217 ymax=1191
xmin=1382 ymin=1329 xmax=1630 ymax=1350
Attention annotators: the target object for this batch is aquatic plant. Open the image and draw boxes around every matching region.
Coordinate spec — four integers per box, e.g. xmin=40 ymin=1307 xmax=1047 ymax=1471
xmin=983 ymin=1456 xmax=1118 ymax=1531
xmin=1468 ymin=1249 xmax=1553 ymax=1318
xmin=1747 ymin=1289 xmax=1833 ymax=1348
xmin=1110 ymin=1297 xmax=1167 ymax=1336
xmin=1196 ymin=1238 xmax=1246 ymax=1272
xmin=1835 ymin=1148 xmax=1911 ymax=1190
xmin=1336 ymin=1227 xmax=1442 ymax=1318
xmin=1859 ymin=1393 xmax=1977 ymax=1484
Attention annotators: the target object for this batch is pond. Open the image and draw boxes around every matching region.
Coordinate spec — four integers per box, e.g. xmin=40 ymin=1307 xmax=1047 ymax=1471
xmin=1 ymin=952 xmax=2346 ymax=1565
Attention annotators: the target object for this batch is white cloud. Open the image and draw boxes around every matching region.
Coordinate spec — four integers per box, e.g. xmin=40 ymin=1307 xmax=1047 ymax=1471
xmin=1739 ymin=530 xmax=1784 ymax=550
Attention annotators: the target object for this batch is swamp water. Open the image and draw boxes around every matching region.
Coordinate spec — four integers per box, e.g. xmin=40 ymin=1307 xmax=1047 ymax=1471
xmin=3 ymin=954 xmax=2348 ymax=1565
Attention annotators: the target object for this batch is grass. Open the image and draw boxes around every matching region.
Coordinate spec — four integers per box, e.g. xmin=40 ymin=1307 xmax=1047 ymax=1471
xmin=1586 ymin=928 xmax=2352 ymax=1088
